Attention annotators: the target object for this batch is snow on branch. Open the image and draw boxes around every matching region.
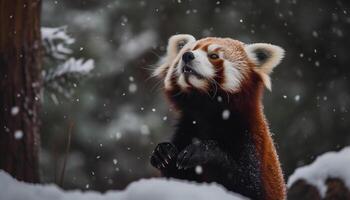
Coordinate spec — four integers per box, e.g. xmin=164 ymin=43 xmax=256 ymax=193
xmin=44 ymin=58 xmax=94 ymax=82
xmin=0 ymin=171 xmax=247 ymax=200
xmin=42 ymin=26 xmax=75 ymax=60
xmin=41 ymin=26 xmax=95 ymax=99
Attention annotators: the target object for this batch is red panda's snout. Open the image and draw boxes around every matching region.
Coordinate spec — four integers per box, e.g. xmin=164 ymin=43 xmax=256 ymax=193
xmin=175 ymin=47 xmax=222 ymax=92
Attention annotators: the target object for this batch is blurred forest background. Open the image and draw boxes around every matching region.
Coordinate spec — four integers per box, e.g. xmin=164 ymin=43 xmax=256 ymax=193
xmin=39 ymin=0 xmax=350 ymax=192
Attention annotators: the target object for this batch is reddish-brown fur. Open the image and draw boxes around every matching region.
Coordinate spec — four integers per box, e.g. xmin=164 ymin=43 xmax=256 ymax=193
xmin=157 ymin=37 xmax=286 ymax=199
xmin=238 ymin=68 xmax=286 ymax=200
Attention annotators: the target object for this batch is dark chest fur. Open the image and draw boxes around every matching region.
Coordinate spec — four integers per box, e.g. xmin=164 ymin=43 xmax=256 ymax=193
xmin=172 ymin=90 xmax=255 ymax=154
xmin=164 ymin=90 xmax=264 ymax=199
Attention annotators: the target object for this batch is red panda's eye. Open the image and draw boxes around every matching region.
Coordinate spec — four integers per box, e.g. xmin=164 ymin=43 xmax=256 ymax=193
xmin=208 ymin=53 xmax=219 ymax=60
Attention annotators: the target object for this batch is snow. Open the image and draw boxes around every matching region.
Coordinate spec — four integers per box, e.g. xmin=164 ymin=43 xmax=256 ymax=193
xmin=41 ymin=27 xmax=75 ymax=60
xmin=41 ymin=26 xmax=95 ymax=99
xmin=0 ymin=170 xmax=247 ymax=200
xmin=10 ymin=107 xmax=19 ymax=116
xmin=14 ymin=130 xmax=23 ymax=140
xmin=52 ymin=58 xmax=95 ymax=78
xmin=287 ymin=146 xmax=350 ymax=197
xmin=195 ymin=166 xmax=203 ymax=175
xmin=128 ymin=83 xmax=138 ymax=93
xmin=294 ymin=95 xmax=300 ymax=102
xmin=115 ymin=132 xmax=122 ymax=140
xmin=222 ymin=110 xmax=230 ymax=120
xmin=140 ymin=124 xmax=150 ymax=135
xmin=217 ymin=96 xmax=223 ymax=102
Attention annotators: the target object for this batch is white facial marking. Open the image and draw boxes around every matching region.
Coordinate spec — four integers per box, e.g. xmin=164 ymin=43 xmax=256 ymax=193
xmin=207 ymin=44 xmax=222 ymax=52
xmin=192 ymin=50 xmax=216 ymax=77
xmin=178 ymin=74 xmax=189 ymax=89
xmin=188 ymin=76 xmax=207 ymax=90
xmin=176 ymin=49 xmax=215 ymax=80
xmin=222 ymin=61 xmax=243 ymax=92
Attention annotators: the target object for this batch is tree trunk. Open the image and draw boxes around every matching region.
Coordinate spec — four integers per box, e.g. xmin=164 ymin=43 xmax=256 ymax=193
xmin=0 ymin=0 xmax=42 ymax=182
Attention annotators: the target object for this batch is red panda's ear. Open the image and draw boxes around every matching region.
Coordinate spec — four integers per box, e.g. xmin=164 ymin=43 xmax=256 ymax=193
xmin=166 ymin=34 xmax=196 ymax=62
xmin=245 ymin=43 xmax=285 ymax=90
xmin=153 ymin=34 xmax=196 ymax=78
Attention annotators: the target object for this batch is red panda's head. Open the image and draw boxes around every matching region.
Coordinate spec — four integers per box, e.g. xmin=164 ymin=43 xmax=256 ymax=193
xmin=154 ymin=34 xmax=285 ymax=97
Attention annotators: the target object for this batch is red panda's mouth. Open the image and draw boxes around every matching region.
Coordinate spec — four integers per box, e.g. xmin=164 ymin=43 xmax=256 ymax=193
xmin=182 ymin=65 xmax=204 ymax=79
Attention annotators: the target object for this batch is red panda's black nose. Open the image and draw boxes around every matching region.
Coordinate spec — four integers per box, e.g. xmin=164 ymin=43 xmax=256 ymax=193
xmin=182 ymin=52 xmax=195 ymax=63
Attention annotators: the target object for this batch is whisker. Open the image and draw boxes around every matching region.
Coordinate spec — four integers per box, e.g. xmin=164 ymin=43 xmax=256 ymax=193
xmin=150 ymin=50 xmax=163 ymax=59
xmin=172 ymin=90 xmax=183 ymax=97
xmin=207 ymin=78 xmax=218 ymax=99
xmin=208 ymin=77 xmax=231 ymax=103
xmin=141 ymin=66 xmax=156 ymax=71
xmin=150 ymin=79 xmax=164 ymax=92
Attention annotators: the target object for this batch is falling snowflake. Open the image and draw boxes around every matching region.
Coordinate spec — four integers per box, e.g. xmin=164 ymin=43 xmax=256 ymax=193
xmin=14 ymin=130 xmax=23 ymax=140
xmin=195 ymin=165 xmax=203 ymax=174
xmin=315 ymin=61 xmax=320 ymax=67
xmin=116 ymin=132 xmax=122 ymax=140
xmin=128 ymin=83 xmax=138 ymax=93
xmin=222 ymin=110 xmax=230 ymax=120
xmin=217 ymin=96 xmax=223 ymax=102
xmin=140 ymin=124 xmax=150 ymax=135
xmin=11 ymin=107 xmax=19 ymax=116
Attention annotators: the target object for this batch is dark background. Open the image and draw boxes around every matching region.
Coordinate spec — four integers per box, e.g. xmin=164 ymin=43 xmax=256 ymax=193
xmin=40 ymin=0 xmax=350 ymax=191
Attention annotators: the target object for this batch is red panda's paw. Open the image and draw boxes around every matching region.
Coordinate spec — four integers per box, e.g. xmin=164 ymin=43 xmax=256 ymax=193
xmin=176 ymin=140 xmax=221 ymax=170
xmin=150 ymin=142 xmax=179 ymax=169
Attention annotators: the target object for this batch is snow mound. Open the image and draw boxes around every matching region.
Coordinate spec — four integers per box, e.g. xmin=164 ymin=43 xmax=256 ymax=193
xmin=0 ymin=171 xmax=247 ymax=200
xmin=287 ymin=146 xmax=350 ymax=197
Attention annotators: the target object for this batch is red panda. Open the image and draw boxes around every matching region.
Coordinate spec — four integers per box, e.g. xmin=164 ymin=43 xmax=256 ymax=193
xmin=150 ymin=34 xmax=286 ymax=200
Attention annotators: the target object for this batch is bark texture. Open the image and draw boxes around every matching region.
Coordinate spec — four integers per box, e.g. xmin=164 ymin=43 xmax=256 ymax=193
xmin=0 ymin=0 xmax=42 ymax=182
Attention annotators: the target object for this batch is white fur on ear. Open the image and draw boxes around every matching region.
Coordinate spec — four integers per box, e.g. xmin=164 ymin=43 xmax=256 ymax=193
xmin=166 ymin=34 xmax=196 ymax=63
xmin=153 ymin=34 xmax=196 ymax=78
xmin=245 ymin=43 xmax=285 ymax=90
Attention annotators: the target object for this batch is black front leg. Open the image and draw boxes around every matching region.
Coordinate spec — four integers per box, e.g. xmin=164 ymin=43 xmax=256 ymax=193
xmin=150 ymin=142 xmax=178 ymax=173
xmin=176 ymin=140 xmax=264 ymax=199
xmin=150 ymin=141 xmax=201 ymax=179
xmin=176 ymin=140 xmax=230 ymax=170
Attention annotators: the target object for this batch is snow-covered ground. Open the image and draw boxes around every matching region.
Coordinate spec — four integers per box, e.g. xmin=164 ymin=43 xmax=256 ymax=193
xmin=0 ymin=171 xmax=247 ymax=200
xmin=287 ymin=146 xmax=350 ymax=197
